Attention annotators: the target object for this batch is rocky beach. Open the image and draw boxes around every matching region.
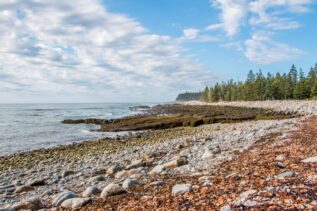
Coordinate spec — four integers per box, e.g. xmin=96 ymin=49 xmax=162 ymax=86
xmin=1 ymin=101 xmax=317 ymax=210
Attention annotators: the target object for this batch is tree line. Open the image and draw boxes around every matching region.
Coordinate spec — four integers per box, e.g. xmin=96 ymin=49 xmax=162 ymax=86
xmin=176 ymin=63 xmax=317 ymax=102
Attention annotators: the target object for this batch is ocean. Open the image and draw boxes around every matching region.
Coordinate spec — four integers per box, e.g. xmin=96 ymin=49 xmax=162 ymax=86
xmin=0 ymin=103 xmax=156 ymax=156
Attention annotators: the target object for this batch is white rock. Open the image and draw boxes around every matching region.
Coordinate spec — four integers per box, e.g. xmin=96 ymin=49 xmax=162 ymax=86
xmin=240 ymin=190 xmax=257 ymax=199
xmin=275 ymin=171 xmax=294 ymax=179
xmin=126 ymin=160 xmax=144 ymax=169
xmin=275 ymin=154 xmax=285 ymax=161
xmin=61 ymin=198 xmax=91 ymax=209
xmin=302 ymin=156 xmax=317 ymax=163
xmin=221 ymin=205 xmax=232 ymax=211
xmin=82 ymin=186 xmax=101 ymax=197
xmin=107 ymin=164 xmax=124 ymax=175
xmin=12 ymin=197 xmax=43 ymax=210
xmin=122 ymin=178 xmax=139 ymax=189
xmin=149 ymin=165 xmax=165 ymax=174
xmin=52 ymin=191 xmax=77 ymax=206
xmin=100 ymin=184 xmax=126 ymax=198
xmin=172 ymin=184 xmax=192 ymax=196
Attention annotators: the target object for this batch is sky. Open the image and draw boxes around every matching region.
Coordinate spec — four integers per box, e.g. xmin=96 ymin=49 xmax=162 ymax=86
xmin=0 ymin=0 xmax=316 ymax=103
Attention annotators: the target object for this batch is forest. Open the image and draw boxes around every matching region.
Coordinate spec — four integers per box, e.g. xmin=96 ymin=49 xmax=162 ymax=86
xmin=176 ymin=63 xmax=317 ymax=102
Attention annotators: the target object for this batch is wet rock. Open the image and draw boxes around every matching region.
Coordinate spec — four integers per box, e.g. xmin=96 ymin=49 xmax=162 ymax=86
xmin=12 ymin=197 xmax=43 ymax=210
xmin=61 ymin=198 xmax=91 ymax=209
xmin=100 ymin=184 xmax=126 ymax=198
xmin=172 ymin=184 xmax=192 ymax=196
xmin=82 ymin=186 xmax=101 ymax=197
xmin=302 ymin=156 xmax=317 ymax=163
xmin=52 ymin=191 xmax=77 ymax=206
xmin=14 ymin=185 xmax=34 ymax=193
xmin=275 ymin=171 xmax=295 ymax=179
xmin=122 ymin=178 xmax=139 ymax=189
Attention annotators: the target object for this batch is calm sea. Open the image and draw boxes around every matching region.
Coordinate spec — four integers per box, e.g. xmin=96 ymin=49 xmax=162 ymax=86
xmin=0 ymin=103 xmax=156 ymax=156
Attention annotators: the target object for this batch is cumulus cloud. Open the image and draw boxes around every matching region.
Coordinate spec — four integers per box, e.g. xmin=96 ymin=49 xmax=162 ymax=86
xmin=244 ymin=33 xmax=305 ymax=64
xmin=208 ymin=0 xmax=247 ymax=36
xmin=206 ymin=0 xmax=312 ymax=64
xmin=0 ymin=0 xmax=213 ymax=102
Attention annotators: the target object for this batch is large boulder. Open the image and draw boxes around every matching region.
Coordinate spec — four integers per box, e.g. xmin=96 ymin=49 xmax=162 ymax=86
xmin=100 ymin=184 xmax=126 ymax=198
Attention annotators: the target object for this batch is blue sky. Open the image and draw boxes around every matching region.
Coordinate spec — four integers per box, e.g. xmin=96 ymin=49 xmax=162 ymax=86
xmin=0 ymin=0 xmax=316 ymax=103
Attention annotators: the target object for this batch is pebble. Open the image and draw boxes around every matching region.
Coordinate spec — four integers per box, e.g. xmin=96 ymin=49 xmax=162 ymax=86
xmin=221 ymin=205 xmax=232 ymax=211
xmin=89 ymin=175 xmax=106 ymax=183
xmin=100 ymin=184 xmax=126 ymax=198
xmin=61 ymin=198 xmax=91 ymax=209
xmin=107 ymin=164 xmax=124 ymax=175
xmin=82 ymin=186 xmax=101 ymax=197
xmin=126 ymin=160 xmax=144 ymax=169
xmin=276 ymin=162 xmax=285 ymax=169
xmin=149 ymin=165 xmax=165 ymax=174
xmin=276 ymin=154 xmax=285 ymax=161
xmin=275 ymin=171 xmax=295 ymax=179
xmin=52 ymin=191 xmax=77 ymax=206
xmin=172 ymin=184 xmax=192 ymax=196
xmin=12 ymin=197 xmax=43 ymax=210
xmin=14 ymin=185 xmax=34 ymax=194
xmin=62 ymin=170 xmax=75 ymax=178
xmin=122 ymin=178 xmax=139 ymax=189
xmin=302 ymin=156 xmax=317 ymax=163
xmin=27 ymin=179 xmax=46 ymax=187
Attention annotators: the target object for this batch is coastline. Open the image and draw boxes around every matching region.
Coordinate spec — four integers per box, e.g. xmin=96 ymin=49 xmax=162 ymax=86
xmin=1 ymin=101 xmax=316 ymax=210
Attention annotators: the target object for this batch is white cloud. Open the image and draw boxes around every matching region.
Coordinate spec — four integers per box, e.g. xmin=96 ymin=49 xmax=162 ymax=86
xmin=208 ymin=0 xmax=247 ymax=36
xmin=183 ymin=28 xmax=200 ymax=39
xmin=0 ymin=0 xmax=213 ymax=103
xmin=245 ymin=33 xmax=305 ymax=64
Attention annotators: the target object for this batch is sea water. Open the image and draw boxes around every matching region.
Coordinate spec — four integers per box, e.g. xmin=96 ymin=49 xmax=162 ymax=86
xmin=0 ymin=103 xmax=155 ymax=156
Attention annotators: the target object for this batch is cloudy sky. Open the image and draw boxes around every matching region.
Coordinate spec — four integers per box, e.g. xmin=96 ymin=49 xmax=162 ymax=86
xmin=0 ymin=0 xmax=316 ymax=103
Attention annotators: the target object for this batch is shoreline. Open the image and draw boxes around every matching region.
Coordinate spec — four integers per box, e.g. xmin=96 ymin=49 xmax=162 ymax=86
xmin=1 ymin=100 xmax=316 ymax=210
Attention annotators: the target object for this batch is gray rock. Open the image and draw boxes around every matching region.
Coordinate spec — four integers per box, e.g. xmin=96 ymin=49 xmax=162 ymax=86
xmin=150 ymin=180 xmax=164 ymax=186
xmin=62 ymin=170 xmax=75 ymax=178
xmin=61 ymin=198 xmax=91 ymax=209
xmin=201 ymin=149 xmax=215 ymax=159
xmin=100 ymin=184 xmax=126 ymax=198
xmin=12 ymin=197 xmax=43 ymax=210
xmin=275 ymin=154 xmax=285 ymax=161
xmin=89 ymin=175 xmax=106 ymax=183
xmin=126 ymin=160 xmax=144 ymax=169
xmin=14 ymin=185 xmax=34 ymax=193
xmin=82 ymin=186 xmax=101 ymax=197
xmin=221 ymin=205 xmax=232 ymax=211
xmin=122 ymin=178 xmax=138 ymax=189
xmin=27 ymin=179 xmax=46 ymax=187
xmin=276 ymin=162 xmax=285 ymax=169
xmin=52 ymin=191 xmax=77 ymax=206
xmin=302 ymin=156 xmax=317 ymax=163
xmin=275 ymin=171 xmax=295 ymax=179
xmin=149 ymin=165 xmax=165 ymax=174
xmin=107 ymin=164 xmax=124 ymax=175
xmin=240 ymin=190 xmax=257 ymax=199
xmin=171 ymin=184 xmax=192 ymax=196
